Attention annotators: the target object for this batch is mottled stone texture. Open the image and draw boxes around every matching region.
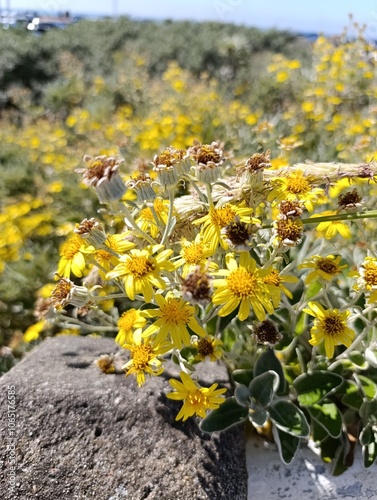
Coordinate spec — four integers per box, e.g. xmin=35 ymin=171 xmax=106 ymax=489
xmin=0 ymin=336 xmax=247 ymax=500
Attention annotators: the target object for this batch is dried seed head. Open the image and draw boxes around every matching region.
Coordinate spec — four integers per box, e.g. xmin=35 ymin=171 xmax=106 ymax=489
xmin=77 ymin=155 xmax=126 ymax=203
xmin=96 ymin=354 xmax=115 ymax=374
xmin=188 ymin=140 xmax=225 ymax=183
xmin=34 ymin=297 xmax=52 ymax=320
xmin=189 ymin=139 xmax=224 ymax=166
xmin=126 ymin=172 xmax=156 ymax=201
xmin=278 ymin=200 xmax=304 ymax=219
xmin=196 ymin=337 xmax=216 ymax=358
xmin=244 ymin=150 xmax=271 ymax=172
xmin=252 ymin=319 xmax=282 ymax=345
xmin=152 ymin=146 xmax=190 ymax=187
xmin=181 ymin=266 xmax=212 ymax=305
xmin=338 ymin=188 xmax=363 ymax=210
xmin=222 ymin=218 xmax=253 ymax=251
xmin=75 ymin=218 xmax=107 ymax=246
xmin=51 ymin=277 xmax=74 ymax=309
xmin=274 ymin=218 xmax=303 ymax=246
xmin=237 ymin=150 xmax=270 ymax=186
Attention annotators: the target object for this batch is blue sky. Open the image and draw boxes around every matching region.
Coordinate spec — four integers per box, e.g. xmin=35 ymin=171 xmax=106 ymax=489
xmin=7 ymin=0 xmax=377 ymax=35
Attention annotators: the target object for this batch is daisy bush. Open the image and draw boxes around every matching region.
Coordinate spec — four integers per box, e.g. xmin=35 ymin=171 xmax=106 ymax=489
xmin=37 ymin=138 xmax=377 ymax=474
xmin=2 ymin=19 xmax=377 ymax=472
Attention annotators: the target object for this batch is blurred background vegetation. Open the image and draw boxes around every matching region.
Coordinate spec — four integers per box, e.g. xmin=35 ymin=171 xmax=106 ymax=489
xmin=1 ymin=17 xmax=376 ymax=371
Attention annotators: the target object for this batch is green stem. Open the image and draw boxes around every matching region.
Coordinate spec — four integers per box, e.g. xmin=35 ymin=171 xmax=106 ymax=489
xmin=58 ymin=322 xmax=117 ymax=333
xmin=116 ymin=202 xmax=158 ymax=245
xmin=263 ymin=246 xmax=279 ymax=268
xmin=95 ymin=293 xmax=129 ymax=301
xmin=184 ymin=175 xmax=208 ymax=204
xmin=205 ymin=182 xmax=215 ymax=209
xmin=161 ymin=189 xmax=175 ymax=245
xmin=202 ymin=305 xmax=222 ymax=324
xmin=261 ymin=209 xmax=377 ymax=230
xmin=340 ymin=291 xmax=363 ymax=311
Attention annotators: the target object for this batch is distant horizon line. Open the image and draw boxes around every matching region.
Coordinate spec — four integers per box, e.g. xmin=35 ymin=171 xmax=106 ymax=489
xmin=0 ymin=8 xmax=360 ymax=37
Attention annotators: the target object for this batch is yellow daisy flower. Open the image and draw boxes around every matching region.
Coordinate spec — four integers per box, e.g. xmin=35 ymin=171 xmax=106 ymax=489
xmin=115 ymin=308 xmax=147 ymax=346
xmin=122 ymin=328 xmax=172 ymax=387
xmin=23 ymin=319 xmax=48 ymax=343
xmin=212 ymin=252 xmax=274 ymax=321
xmin=57 ymin=234 xmax=94 ymax=278
xmin=142 ymin=293 xmax=206 ymax=348
xmin=298 ymin=254 xmax=347 ymax=284
xmin=106 ymin=245 xmax=175 ymax=302
xmin=192 ymin=335 xmax=223 ymax=362
xmin=268 ymin=170 xmax=324 ymax=212
xmin=313 ymin=210 xmax=351 ymax=239
xmin=193 ymin=203 xmax=259 ymax=253
xmin=94 ymin=232 xmax=135 ymax=275
xmin=262 ymin=268 xmax=298 ymax=308
xmin=303 ymin=301 xmax=354 ymax=358
xmin=136 ymin=198 xmax=170 ymax=238
xmin=354 ymin=257 xmax=377 ymax=303
xmin=175 ymin=234 xmax=215 ymax=277
xmin=166 ymin=371 xmax=226 ymax=421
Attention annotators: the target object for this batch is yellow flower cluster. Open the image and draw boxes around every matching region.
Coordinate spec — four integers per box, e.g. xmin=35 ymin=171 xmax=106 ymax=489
xmin=29 ymin=130 xmax=376 ymax=423
xmin=3 ymin=25 xmax=377 ymax=427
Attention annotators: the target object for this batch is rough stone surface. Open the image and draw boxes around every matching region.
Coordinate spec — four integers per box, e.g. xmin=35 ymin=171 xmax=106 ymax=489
xmin=0 ymin=336 xmax=247 ymax=500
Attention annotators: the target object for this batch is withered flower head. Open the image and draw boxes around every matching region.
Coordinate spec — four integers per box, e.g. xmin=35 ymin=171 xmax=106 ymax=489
xmin=75 ymin=218 xmax=107 ymax=247
xmin=252 ymin=319 xmax=282 ymax=345
xmin=222 ymin=217 xmax=253 ymax=251
xmin=274 ymin=218 xmax=303 ymax=247
xmin=244 ymin=150 xmax=271 ymax=172
xmin=338 ymin=188 xmax=363 ymax=210
xmin=51 ymin=277 xmax=74 ymax=309
xmin=51 ymin=277 xmax=91 ymax=309
xmin=126 ymin=172 xmax=156 ymax=201
xmin=278 ymin=200 xmax=304 ymax=219
xmin=77 ymin=155 xmax=126 ymax=203
xmin=181 ymin=266 xmax=212 ymax=305
xmin=96 ymin=354 xmax=115 ymax=374
xmin=237 ymin=150 xmax=270 ymax=186
xmin=152 ymin=146 xmax=190 ymax=187
xmin=188 ymin=140 xmax=225 ymax=183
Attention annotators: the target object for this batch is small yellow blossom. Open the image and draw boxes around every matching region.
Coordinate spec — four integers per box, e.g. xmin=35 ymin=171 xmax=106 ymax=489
xmin=262 ymin=269 xmax=298 ymax=308
xmin=136 ymin=198 xmax=170 ymax=238
xmin=313 ymin=210 xmax=351 ymax=239
xmin=298 ymin=254 xmax=347 ymax=284
xmin=212 ymin=252 xmax=274 ymax=321
xmin=57 ymin=234 xmax=94 ymax=278
xmin=269 ymin=170 xmax=323 ymax=212
xmin=122 ymin=328 xmax=172 ymax=387
xmin=192 ymin=335 xmax=223 ymax=362
xmin=193 ymin=203 xmax=258 ymax=253
xmin=303 ymin=301 xmax=354 ymax=358
xmin=166 ymin=371 xmax=226 ymax=421
xmin=94 ymin=232 xmax=135 ymax=274
xmin=116 ymin=308 xmax=147 ymax=346
xmin=353 ymin=257 xmax=377 ymax=303
xmin=23 ymin=320 xmax=48 ymax=343
xmin=175 ymin=234 xmax=215 ymax=277
xmin=106 ymin=245 xmax=175 ymax=302
xmin=142 ymin=293 xmax=206 ymax=348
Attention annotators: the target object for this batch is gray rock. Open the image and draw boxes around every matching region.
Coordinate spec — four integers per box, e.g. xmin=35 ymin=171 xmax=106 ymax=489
xmin=0 ymin=336 xmax=247 ymax=500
